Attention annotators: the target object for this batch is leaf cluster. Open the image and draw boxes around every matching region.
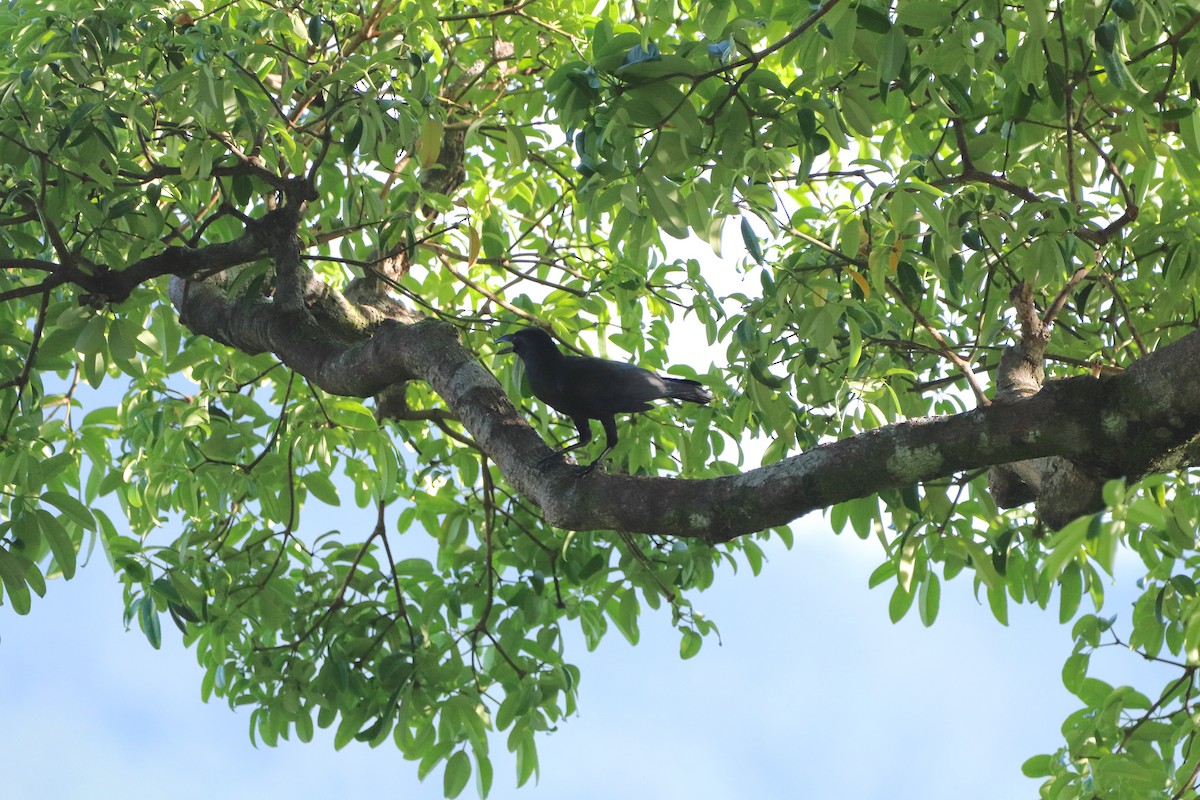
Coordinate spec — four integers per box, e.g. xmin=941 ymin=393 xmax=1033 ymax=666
xmin=5 ymin=0 xmax=1200 ymax=796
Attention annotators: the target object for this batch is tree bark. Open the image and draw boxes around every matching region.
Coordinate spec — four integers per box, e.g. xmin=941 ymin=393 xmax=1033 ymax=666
xmin=986 ymin=284 xmax=1108 ymax=529
xmin=168 ymin=269 xmax=1200 ymax=542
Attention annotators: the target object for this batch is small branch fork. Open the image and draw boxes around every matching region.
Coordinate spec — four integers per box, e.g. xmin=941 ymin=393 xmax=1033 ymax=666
xmin=937 ymin=119 xmax=1138 ymax=248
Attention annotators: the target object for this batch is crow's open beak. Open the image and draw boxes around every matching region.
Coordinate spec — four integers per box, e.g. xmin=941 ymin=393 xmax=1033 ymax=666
xmin=495 ymin=334 xmax=515 ymax=355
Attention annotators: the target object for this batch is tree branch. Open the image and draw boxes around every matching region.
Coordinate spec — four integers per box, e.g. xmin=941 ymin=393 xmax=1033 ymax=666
xmin=168 ymin=274 xmax=1200 ymax=540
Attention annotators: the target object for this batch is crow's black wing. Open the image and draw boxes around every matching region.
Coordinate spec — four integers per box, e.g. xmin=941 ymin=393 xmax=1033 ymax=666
xmin=558 ymin=357 xmax=668 ymax=416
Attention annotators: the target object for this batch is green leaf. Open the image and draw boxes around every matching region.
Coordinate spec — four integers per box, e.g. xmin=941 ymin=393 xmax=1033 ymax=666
xmin=1059 ymin=561 xmax=1083 ymax=623
xmin=107 ymin=317 xmax=139 ymax=370
xmin=232 ymin=173 xmax=254 ymax=205
xmin=1095 ymin=22 xmax=1118 ymax=52
xmin=1093 ymin=23 xmax=1143 ymax=92
xmin=617 ymin=53 xmax=699 ymax=82
xmin=896 ymin=2 xmax=951 ymax=30
xmin=1021 ymin=754 xmax=1054 ymax=778
xmin=939 ymin=75 xmax=973 ymax=114
xmin=395 ymin=557 xmax=434 ymax=576
xmin=36 ymin=509 xmax=76 ymax=579
xmin=846 ymin=318 xmax=863 ymax=368
xmin=680 ymin=629 xmax=702 ymax=659
xmin=839 ymin=89 xmax=876 ymax=137
xmin=957 ymin=538 xmax=1001 ymax=589
xmin=295 ymin=710 xmax=314 ymax=743
xmin=417 ymin=114 xmax=443 ymax=169
xmin=343 ymin=118 xmax=364 ymax=157
xmin=917 ymin=572 xmax=940 ymax=627
xmin=327 ymin=399 xmax=377 ymax=430
xmin=302 ymin=472 xmax=341 ymax=505
xmin=888 ymin=583 xmax=914 ymax=622
xmin=1061 ymin=651 xmax=1089 ymax=694
xmin=0 ymin=548 xmax=33 ymax=615
xmin=868 ymin=560 xmax=896 ymax=588
xmin=987 ymin=583 xmax=1008 ymax=625
xmin=1111 ymin=0 xmax=1136 ymax=20
xmin=75 ymin=315 xmax=108 ymax=387
xmin=151 ymin=576 xmax=184 ymax=606
xmin=856 ymin=5 xmax=892 ymax=33
xmin=639 ymin=176 xmax=690 ymax=239
xmin=896 ymin=261 xmax=923 ymax=301
xmin=443 ymin=750 xmax=471 ymax=798
xmin=475 ymin=752 xmax=494 ymax=798
xmin=878 ymin=26 xmax=908 ymax=85
xmin=168 ymin=603 xmax=198 ymax=632
xmin=307 ymin=14 xmax=324 ymax=43
xmin=41 ymin=491 xmax=96 ymax=532
xmin=138 ymin=595 xmax=162 ymax=649
xmin=749 ymin=357 xmax=785 ymax=389
xmin=610 ymin=590 xmax=640 ymax=645
xmin=1041 ymin=516 xmax=1089 ymax=582
xmin=514 ymin=730 xmax=539 ymax=787
xmin=1099 ymin=47 xmax=1141 ymax=92
xmin=740 ymin=216 xmax=764 ymax=264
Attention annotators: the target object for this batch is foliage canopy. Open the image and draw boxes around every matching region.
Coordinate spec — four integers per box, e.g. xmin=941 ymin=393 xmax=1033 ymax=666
xmin=5 ymin=0 xmax=1200 ymax=796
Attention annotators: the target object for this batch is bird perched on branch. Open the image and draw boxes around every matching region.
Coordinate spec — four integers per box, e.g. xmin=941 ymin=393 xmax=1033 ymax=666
xmin=495 ymin=327 xmax=712 ymax=474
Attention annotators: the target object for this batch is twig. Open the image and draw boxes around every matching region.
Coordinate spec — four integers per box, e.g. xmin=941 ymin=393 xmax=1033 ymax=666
xmin=1 ymin=289 xmax=51 ymax=435
xmin=1099 ymin=273 xmax=1148 ymax=357
xmin=378 ymin=503 xmax=417 ymax=648
xmin=473 ymin=457 xmax=498 ymax=633
xmin=886 ymin=278 xmax=991 ymax=406
xmin=1043 ymin=265 xmax=1092 ymax=327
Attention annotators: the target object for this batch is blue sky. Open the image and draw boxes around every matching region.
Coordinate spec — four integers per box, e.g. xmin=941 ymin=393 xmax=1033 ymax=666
xmin=1 ymin=510 xmax=1152 ymax=800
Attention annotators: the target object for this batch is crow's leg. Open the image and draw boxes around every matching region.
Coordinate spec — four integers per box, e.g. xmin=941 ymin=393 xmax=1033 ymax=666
xmin=577 ymin=416 xmax=618 ymax=476
xmin=538 ymin=416 xmax=593 ymax=469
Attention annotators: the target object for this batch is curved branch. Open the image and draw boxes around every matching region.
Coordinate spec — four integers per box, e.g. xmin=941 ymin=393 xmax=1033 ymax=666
xmin=168 ymin=274 xmax=1200 ymax=541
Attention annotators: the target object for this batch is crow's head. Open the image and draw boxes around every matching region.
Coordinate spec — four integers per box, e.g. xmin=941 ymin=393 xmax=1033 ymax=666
xmin=495 ymin=327 xmax=556 ymax=357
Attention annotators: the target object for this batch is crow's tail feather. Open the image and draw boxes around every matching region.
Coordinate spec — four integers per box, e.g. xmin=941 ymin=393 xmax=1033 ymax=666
xmin=663 ymin=377 xmax=712 ymax=405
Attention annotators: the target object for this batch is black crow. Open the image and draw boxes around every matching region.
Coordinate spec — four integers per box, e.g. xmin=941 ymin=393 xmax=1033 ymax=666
xmin=496 ymin=327 xmax=712 ymax=474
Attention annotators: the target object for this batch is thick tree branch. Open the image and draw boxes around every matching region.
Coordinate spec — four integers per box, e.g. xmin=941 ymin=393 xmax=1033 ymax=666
xmin=168 ymin=274 xmax=1200 ymax=541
